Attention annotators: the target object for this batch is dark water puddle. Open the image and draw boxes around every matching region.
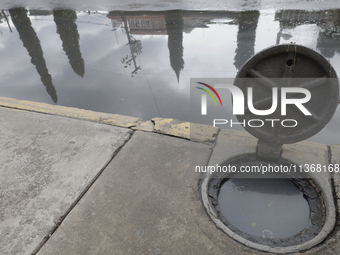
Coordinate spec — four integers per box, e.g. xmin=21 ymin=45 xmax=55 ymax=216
xmin=208 ymin=156 xmax=325 ymax=246
xmin=1 ymin=9 xmax=340 ymax=143
xmin=218 ymin=176 xmax=310 ymax=238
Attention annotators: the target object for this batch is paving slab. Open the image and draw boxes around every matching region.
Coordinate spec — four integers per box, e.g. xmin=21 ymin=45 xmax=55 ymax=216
xmin=37 ymin=131 xmax=262 ymax=255
xmin=152 ymin=117 xmax=219 ymax=144
xmin=0 ymin=107 xmax=132 ymax=254
xmin=208 ymin=129 xmax=258 ymax=166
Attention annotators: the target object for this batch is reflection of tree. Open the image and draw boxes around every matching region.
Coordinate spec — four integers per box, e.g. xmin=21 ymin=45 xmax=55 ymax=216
xmin=53 ymin=10 xmax=85 ymax=77
xmin=234 ymin=11 xmax=260 ymax=70
xmin=166 ymin=10 xmax=184 ymax=82
xmin=9 ymin=8 xmax=57 ymax=103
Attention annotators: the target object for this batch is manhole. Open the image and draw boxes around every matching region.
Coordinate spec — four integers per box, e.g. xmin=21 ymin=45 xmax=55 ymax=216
xmin=206 ymin=155 xmax=325 ymax=248
xmin=200 ymin=44 xmax=337 ymax=253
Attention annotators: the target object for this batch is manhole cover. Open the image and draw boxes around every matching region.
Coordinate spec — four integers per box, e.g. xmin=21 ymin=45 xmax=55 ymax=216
xmin=234 ymin=44 xmax=339 ymax=144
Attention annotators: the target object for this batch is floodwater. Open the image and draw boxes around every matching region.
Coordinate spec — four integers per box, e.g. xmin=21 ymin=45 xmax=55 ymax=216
xmin=1 ymin=9 xmax=340 ymax=144
xmin=218 ymin=176 xmax=310 ymax=238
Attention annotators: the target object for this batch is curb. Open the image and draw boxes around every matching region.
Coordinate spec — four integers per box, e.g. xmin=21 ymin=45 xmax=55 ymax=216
xmin=0 ymin=97 xmax=219 ymax=143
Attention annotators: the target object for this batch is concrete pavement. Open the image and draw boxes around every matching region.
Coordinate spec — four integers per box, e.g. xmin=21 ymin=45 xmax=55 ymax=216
xmin=1 ymin=97 xmax=340 ymax=254
xmin=0 ymin=106 xmax=132 ymax=254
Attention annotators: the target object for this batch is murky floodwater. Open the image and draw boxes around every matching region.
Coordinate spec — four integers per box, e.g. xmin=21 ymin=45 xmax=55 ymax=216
xmin=1 ymin=8 xmax=340 ymax=144
xmin=218 ymin=176 xmax=310 ymax=238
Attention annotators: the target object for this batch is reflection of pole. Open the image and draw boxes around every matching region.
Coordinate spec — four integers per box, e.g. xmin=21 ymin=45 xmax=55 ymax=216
xmin=122 ymin=17 xmax=141 ymax=77
xmin=9 ymin=8 xmax=57 ymax=103
xmin=2 ymin=10 xmax=12 ymax=32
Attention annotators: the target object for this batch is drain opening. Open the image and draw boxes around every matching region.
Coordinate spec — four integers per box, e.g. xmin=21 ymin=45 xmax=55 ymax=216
xmin=207 ymin=154 xmax=325 ymax=247
xmin=286 ymin=59 xmax=293 ymax=66
xmin=218 ymin=177 xmax=309 ymax=239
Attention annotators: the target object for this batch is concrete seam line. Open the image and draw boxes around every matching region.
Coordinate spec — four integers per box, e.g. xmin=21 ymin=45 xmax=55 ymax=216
xmin=206 ymin=128 xmax=221 ymax=164
xmin=31 ymin=130 xmax=135 ymax=255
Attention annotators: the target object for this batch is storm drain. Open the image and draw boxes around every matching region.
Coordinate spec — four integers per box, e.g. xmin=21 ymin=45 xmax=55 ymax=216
xmin=207 ymin=155 xmax=325 ymax=247
xmin=201 ymin=44 xmax=338 ymax=253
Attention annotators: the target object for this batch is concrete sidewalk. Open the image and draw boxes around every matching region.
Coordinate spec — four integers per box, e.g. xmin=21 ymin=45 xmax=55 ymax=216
xmin=1 ymin=98 xmax=340 ymax=255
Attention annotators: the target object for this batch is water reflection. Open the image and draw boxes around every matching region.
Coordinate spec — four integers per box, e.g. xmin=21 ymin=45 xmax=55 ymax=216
xmin=218 ymin=176 xmax=310 ymax=238
xmin=107 ymin=12 xmax=145 ymax=77
xmin=53 ymin=10 xmax=85 ymax=77
xmin=9 ymin=8 xmax=57 ymax=103
xmin=121 ymin=16 xmax=142 ymax=77
xmin=234 ymin=11 xmax=260 ymax=70
xmin=108 ymin=11 xmax=185 ymax=80
xmin=1 ymin=8 xmax=340 ymax=144
xmin=166 ymin=10 xmax=184 ymax=82
xmin=275 ymin=10 xmax=340 ymax=59
xmin=0 ymin=10 xmax=12 ymax=32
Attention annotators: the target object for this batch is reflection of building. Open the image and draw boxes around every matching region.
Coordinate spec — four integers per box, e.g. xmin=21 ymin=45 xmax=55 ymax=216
xmin=107 ymin=11 xmax=241 ymax=80
xmin=108 ymin=12 xmax=166 ymax=35
xmin=126 ymin=14 xmax=167 ymax=35
xmin=181 ymin=11 xmax=240 ymax=33
xmin=107 ymin=11 xmax=240 ymax=35
xmin=275 ymin=10 xmax=339 ymax=28
xmin=110 ymin=19 xmax=122 ymax=30
xmin=275 ymin=10 xmax=340 ymax=58
xmin=29 ymin=10 xmax=53 ymax=16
